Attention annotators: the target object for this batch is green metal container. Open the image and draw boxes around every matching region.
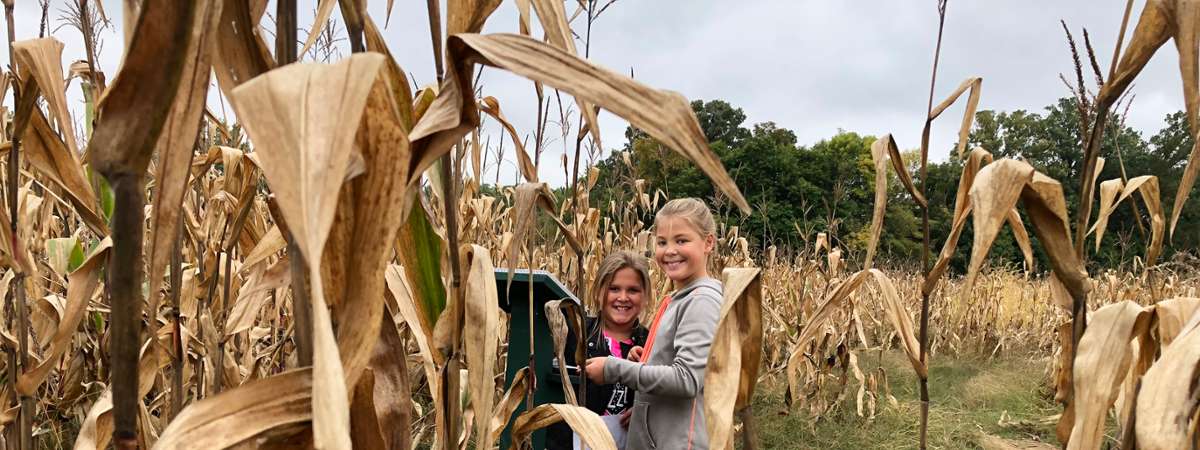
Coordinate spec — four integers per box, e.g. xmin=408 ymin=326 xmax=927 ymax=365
xmin=494 ymin=268 xmax=580 ymax=450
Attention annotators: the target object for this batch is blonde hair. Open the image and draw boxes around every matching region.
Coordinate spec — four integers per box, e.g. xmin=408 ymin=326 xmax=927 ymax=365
xmin=654 ymin=198 xmax=716 ymax=237
xmin=591 ymin=251 xmax=651 ymax=308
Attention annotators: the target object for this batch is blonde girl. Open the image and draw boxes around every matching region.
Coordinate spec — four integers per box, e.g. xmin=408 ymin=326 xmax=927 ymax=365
xmin=585 ymin=198 xmax=723 ymax=450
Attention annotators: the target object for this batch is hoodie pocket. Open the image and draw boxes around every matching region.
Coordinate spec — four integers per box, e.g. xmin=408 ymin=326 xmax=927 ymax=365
xmin=630 ymin=401 xmax=656 ymax=449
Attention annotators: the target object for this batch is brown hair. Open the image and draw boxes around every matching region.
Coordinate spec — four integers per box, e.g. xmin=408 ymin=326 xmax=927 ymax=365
xmin=591 ymin=250 xmax=651 ymax=309
xmin=654 ymin=198 xmax=716 ymax=237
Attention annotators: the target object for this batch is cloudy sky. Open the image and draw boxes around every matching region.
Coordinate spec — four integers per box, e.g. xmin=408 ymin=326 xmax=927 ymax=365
xmin=2 ymin=1 xmax=1187 ymax=186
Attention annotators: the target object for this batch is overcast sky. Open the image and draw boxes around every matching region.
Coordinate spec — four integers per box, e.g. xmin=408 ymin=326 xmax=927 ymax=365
xmin=3 ymin=1 xmax=1188 ymax=186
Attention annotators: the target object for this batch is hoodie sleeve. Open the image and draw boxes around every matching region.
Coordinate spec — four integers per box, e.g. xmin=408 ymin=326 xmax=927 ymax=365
xmin=604 ymin=288 xmax=722 ymax=398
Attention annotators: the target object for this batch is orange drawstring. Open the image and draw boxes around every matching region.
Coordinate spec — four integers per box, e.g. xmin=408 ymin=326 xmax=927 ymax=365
xmin=641 ymin=295 xmax=672 ymax=359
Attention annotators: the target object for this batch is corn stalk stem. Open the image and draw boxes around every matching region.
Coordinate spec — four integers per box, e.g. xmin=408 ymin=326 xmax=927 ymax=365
xmin=4 ymin=2 xmax=31 ymax=447
xmin=337 ymin=0 xmax=364 ymax=53
xmin=271 ymin=0 xmax=311 ymax=370
xmin=1069 ymin=105 xmax=1109 ymax=351
xmin=568 ymin=0 xmax=598 ymax=408
xmin=425 ymin=0 xmax=444 ymax=81
xmin=289 ymin=239 xmax=313 ymax=366
xmin=1073 ymin=106 xmax=1109 ymax=261
xmin=917 ymin=2 xmax=949 ymax=449
xmin=168 ymin=213 xmax=185 ymax=421
xmin=1108 ymin=0 xmax=1136 ymax=82
xmin=275 ymin=0 xmax=296 ymax=64
xmin=78 ymin=0 xmax=102 ymax=92
xmin=440 ymin=148 xmax=464 ymax=450
xmin=739 ymin=407 xmax=759 ymax=450
xmin=108 ymin=172 xmax=147 ymax=450
xmin=215 ymin=244 xmax=234 ymax=393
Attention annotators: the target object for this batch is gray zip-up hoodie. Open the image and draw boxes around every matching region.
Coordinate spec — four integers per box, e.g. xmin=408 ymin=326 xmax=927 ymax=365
xmin=603 ymin=277 xmax=723 ymax=450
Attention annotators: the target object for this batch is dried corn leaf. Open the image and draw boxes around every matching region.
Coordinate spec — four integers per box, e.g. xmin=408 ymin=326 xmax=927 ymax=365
xmin=12 ymin=38 xmax=78 ymax=156
xmin=386 ymin=264 xmax=443 ymax=443
xmin=365 ymin=312 xmax=414 ymax=450
xmin=87 ymin=1 xmax=202 ymax=175
xmin=1155 ymin=297 xmax=1200 ymax=348
xmin=462 ymin=244 xmax=501 ymax=449
xmin=964 ymin=159 xmax=1035 ymax=293
xmin=211 ymin=0 xmax=274 ymax=99
xmin=1090 ymin=176 xmax=1165 ymax=266
xmin=1093 ymin=0 xmax=1200 ymax=238
xmin=448 ymin=33 xmax=749 ymax=213
xmin=1049 ymin=273 xmax=1073 ymax=312
xmin=349 ymin=369 xmax=387 ymax=450
xmin=72 ymin=389 xmax=114 ymax=450
xmin=225 ymin=255 xmax=290 ymax=336
xmin=786 ymin=270 xmax=869 ymax=404
xmin=21 ymin=109 xmax=107 ymax=235
xmin=229 ymin=54 xmax=382 ymax=274
xmin=1116 ymin=314 xmax=1158 ymax=445
xmin=153 ymin=368 xmax=312 ymax=449
xmin=506 ymin=182 xmax=558 ymax=285
xmin=1021 ymin=171 xmax=1090 ymax=302
xmin=544 ymin=299 xmax=577 ymax=405
xmin=387 ymin=264 xmax=441 ymax=374
xmin=705 ymin=268 xmax=763 ymax=450
xmin=448 ymin=0 xmax=504 ymax=35
xmin=865 ymin=138 xmax=888 ymax=269
xmin=511 ymin=404 xmax=617 ymax=450
xmin=977 ymin=433 xmax=1058 ymax=450
xmin=1089 ymin=157 xmax=1107 ymax=215
xmin=877 ymin=134 xmax=926 ymax=206
xmin=363 ymin=17 xmax=416 ymax=130
xmin=1091 ymin=179 xmax=1124 ymax=251
xmin=230 ymin=54 xmax=387 ymax=449
xmin=1007 ymin=208 xmax=1035 ymax=273
xmin=1136 ymin=176 xmax=1166 ymax=267
xmin=923 ymin=148 xmax=992 ymax=296
xmin=1135 ymin=311 xmax=1200 ymax=449
xmin=1066 ymin=301 xmax=1150 ymax=449
xmin=865 ymin=134 xmax=926 ymax=268
xmin=527 ymin=0 xmax=603 ymax=149
xmin=955 ymin=148 xmax=994 ymax=219
xmin=240 ymin=225 xmax=284 ymax=272
xmin=480 ymin=96 xmax=537 ymax=182
xmin=927 ymin=77 xmax=983 ymax=159
xmin=489 ymin=367 xmax=531 ymax=444
xmin=330 ymin=70 xmax=414 ymax=390
xmin=16 ymin=239 xmax=110 ymax=395
xmin=868 ymin=269 xmax=925 ymax=379
xmin=1171 ymin=140 xmax=1200 ymax=238
xmin=146 ymin=0 xmax=222 ymax=318
xmin=301 ymin=0 xmax=340 ymax=57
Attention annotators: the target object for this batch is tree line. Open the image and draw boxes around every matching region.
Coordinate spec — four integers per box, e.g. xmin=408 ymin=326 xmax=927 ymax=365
xmin=590 ymin=98 xmax=1199 ymax=274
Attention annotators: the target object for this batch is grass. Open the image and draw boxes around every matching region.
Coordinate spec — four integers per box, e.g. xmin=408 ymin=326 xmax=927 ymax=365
xmin=748 ymin=350 xmax=1060 ymax=449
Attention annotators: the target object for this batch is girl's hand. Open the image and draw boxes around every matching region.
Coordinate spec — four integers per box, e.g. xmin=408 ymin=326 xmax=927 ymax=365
xmin=627 ymin=346 xmax=644 ymax=362
xmin=620 ymin=409 xmax=632 ymax=428
xmin=584 ymin=357 xmax=607 ymax=384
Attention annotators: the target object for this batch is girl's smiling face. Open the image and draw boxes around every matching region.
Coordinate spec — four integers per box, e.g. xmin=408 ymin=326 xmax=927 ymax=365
xmin=602 ymin=267 xmax=646 ymax=330
xmin=655 ymin=215 xmax=715 ymax=289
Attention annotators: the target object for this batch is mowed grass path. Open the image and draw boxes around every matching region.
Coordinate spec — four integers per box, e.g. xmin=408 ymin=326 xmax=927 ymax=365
xmin=747 ymin=351 xmax=1061 ymax=449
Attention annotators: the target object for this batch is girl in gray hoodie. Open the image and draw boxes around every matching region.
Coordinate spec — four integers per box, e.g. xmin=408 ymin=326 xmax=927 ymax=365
xmin=585 ymin=198 xmax=723 ymax=450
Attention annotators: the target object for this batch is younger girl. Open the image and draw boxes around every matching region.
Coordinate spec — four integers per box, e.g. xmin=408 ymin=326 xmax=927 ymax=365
xmin=547 ymin=251 xmax=650 ymax=449
xmin=585 ymin=198 xmax=723 ymax=450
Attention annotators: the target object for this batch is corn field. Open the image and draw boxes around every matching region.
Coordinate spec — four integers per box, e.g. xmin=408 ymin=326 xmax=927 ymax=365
xmin=0 ymin=0 xmax=1199 ymax=449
